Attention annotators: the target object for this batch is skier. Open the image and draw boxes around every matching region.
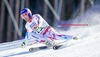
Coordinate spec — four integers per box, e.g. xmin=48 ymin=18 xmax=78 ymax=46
xmin=20 ymin=8 xmax=78 ymax=48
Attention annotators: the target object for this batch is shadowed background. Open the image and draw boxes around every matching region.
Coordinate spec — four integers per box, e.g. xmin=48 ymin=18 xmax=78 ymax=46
xmin=0 ymin=0 xmax=98 ymax=43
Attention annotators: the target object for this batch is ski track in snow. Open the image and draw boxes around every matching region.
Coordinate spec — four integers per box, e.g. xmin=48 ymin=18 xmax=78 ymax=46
xmin=1 ymin=4 xmax=100 ymax=57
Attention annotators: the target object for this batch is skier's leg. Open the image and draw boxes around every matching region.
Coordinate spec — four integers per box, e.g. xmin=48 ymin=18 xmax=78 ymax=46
xmin=55 ymin=34 xmax=73 ymax=40
xmin=38 ymin=36 xmax=56 ymax=47
xmin=56 ymin=34 xmax=79 ymax=40
xmin=47 ymin=27 xmax=78 ymax=40
xmin=44 ymin=27 xmax=73 ymax=41
xmin=30 ymin=31 xmax=56 ymax=47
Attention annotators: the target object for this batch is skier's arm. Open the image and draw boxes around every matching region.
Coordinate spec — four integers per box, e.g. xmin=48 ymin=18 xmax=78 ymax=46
xmin=35 ymin=14 xmax=50 ymax=27
xmin=27 ymin=14 xmax=41 ymax=30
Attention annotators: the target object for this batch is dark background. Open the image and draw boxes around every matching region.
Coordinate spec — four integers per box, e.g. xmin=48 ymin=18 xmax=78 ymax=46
xmin=0 ymin=0 xmax=98 ymax=43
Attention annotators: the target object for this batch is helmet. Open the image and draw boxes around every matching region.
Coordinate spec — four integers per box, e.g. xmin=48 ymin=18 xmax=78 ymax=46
xmin=20 ymin=8 xmax=32 ymax=18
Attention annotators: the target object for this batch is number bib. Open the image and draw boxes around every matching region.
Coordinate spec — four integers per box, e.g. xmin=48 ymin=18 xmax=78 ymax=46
xmin=32 ymin=27 xmax=46 ymax=34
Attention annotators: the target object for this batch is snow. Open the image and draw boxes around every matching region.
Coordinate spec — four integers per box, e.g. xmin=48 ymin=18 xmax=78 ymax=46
xmin=1 ymin=4 xmax=100 ymax=57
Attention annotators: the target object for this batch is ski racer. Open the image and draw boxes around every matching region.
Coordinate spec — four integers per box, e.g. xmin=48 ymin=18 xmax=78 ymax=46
xmin=20 ymin=8 xmax=78 ymax=47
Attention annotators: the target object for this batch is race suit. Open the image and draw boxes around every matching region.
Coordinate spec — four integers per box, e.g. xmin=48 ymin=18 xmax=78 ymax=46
xmin=25 ymin=14 xmax=73 ymax=45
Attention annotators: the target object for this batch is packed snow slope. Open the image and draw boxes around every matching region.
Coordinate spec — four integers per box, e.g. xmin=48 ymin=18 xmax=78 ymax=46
xmin=0 ymin=4 xmax=100 ymax=57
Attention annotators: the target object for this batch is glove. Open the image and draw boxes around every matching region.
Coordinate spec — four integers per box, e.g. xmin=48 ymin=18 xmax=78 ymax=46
xmin=21 ymin=40 xmax=28 ymax=48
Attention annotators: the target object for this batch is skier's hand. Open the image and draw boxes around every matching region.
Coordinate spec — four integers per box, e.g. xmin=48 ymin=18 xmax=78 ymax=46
xmin=21 ymin=42 xmax=25 ymax=48
xmin=21 ymin=40 xmax=28 ymax=48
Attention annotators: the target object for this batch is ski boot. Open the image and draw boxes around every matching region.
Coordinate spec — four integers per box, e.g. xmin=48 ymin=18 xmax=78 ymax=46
xmin=53 ymin=45 xmax=63 ymax=50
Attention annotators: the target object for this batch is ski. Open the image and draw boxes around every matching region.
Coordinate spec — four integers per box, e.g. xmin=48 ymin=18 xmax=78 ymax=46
xmin=29 ymin=45 xmax=63 ymax=52
xmin=29 ymin=46 xmax=48 ymax=52
xmin=28 ymin=37 xmax=80 ymax=52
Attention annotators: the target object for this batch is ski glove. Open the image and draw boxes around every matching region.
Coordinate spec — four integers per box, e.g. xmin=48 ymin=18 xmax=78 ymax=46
xmin=21 ymin=40 xmax=28 ymax=48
